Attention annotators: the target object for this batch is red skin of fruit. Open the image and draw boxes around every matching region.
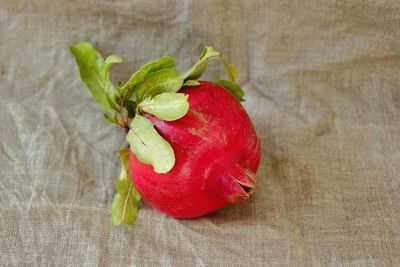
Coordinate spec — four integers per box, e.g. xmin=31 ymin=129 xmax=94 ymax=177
xmin=128 ymin=81 xmax=261 ymax=218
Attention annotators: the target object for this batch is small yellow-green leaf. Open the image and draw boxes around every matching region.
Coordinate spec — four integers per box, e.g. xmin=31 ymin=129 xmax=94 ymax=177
xmin=183 ymin=80 xmax=201 ymax=86
xmin=111 ymin=149 xmax=141 ymax=226
xmin=200 ymin=46 xmax=220 ymax=60
xmin=127 ymin=115 xmax=175 ymax=173
xmin=103 ymin=113 xmax=117 ymax=124
xmin=138 ymin=93 xmax=189 ymax=121
xmin=183 ymin=47 xmax=239 ymax=82
xmin=219 ymin=57 xmax=238 ymax=81
xmin=135 ymin=69 xmax=183 ymax=103
xmin=183 ymin=46 xmax=220 ymax=80
xmin=185 ymin=58 xmax=215 ymax=81
xmin=215 ymin=80 xmax=245 ymax=102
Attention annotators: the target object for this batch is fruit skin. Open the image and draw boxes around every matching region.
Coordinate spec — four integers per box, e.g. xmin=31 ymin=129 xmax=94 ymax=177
xmin=128 ymin=81 xmax=261 ymax=218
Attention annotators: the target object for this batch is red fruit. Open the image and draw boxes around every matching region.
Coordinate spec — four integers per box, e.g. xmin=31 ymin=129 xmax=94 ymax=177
xmin=128 ymin=81 xmax=261 ymax=218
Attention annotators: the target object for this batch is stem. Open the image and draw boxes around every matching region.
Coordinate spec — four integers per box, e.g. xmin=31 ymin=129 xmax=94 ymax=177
xmin=123 ymin=124 xmax=129 ymax=133
xmin=115 ymin=105 xmax=130 ymax=133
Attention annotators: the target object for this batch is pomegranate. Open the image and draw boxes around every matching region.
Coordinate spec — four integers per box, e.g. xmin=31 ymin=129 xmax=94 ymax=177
xmin=71 ymin=42 xmax=261 ymax=224
xmin=128 ymin=81 xmax=261 ymax=218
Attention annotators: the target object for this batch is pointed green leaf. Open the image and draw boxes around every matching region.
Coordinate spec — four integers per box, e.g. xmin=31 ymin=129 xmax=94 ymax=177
xmin=215 ymin=80 xmax=245 ymax=102
xmin=183 ymin=80 xmax=201 ymax=86
xmin=182 ymin=47 xmax=238 ymax=82
xmin=127 ymin=115 xmax=175 ymax=173
xmin=135 ymin=69 xmax=183 ymax=103
xmin=185 ymin=58 xmax=215 ymax=81
xmin=182 ymin=46 xmax=220 ymax=80
xmin=70 ymin=42 xmax=122 ymax=111
xmin=219 ymin=57 xmax=238 ymax=81
xmin=111 ymin=149 xmax=141 ymax=226
xmin=138 ymin=93 xmax=189 ymax=121
xmin=120 ymin=56 xmax=176 ymax=98
xmin=103 ymin=113 xmax=117 ymax=124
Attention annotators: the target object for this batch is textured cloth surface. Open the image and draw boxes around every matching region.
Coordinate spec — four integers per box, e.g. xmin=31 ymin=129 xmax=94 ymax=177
xmin=1 ymin=0 xmax=400 ymax=266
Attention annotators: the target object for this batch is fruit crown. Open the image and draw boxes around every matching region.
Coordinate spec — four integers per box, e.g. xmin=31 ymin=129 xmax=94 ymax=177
xmin=70 ymin=42 xmax=245 ymax=225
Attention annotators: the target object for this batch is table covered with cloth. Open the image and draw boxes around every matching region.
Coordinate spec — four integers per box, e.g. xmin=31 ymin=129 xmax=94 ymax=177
xmin=1 ymin=0 xmax=399 ymax=266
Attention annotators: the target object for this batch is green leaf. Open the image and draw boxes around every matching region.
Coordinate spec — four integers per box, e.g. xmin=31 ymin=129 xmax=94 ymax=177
xmin=215 ymin=80 xmax=245 ymax=102
xmin=200 ymin=46 xmax=220 ymax=60
xmin=124 ymin=100 xmax=137 ymax=118
xmin=219 ymin=57 xmax=238 ymax=81
xmin=70 ymin=42 xmax=122 ymax=111
xmin=185 ymin=58 xmax=215 ymax=81
xmin=135 ymin=69 xmax=183 ymax=103
xmin=102 ymin=55 xmax=123 ymax=109
xmin=127 ymin=115 xmax=175 ymax=173
xmin=183 ymin=80 xmax=201 ymax=86
xmin=182 ymin=47 xmax=238 ymax=82
xmin=138 ymin=93 xmax=189 ymax=121
xmin=120 ymin=56 xmax=176 ymax=98
xmin=103 ymin=113 xmax=117 ymax=124
xmin=105 ymin=92 xmax=119 ymax=111
xmin=182 ymin=46 xmax=220 ymax=80
xmin=111 ymin=149 xmax=141 ymax=226
xmin=102 ymin=55 xmax=123 ymax=83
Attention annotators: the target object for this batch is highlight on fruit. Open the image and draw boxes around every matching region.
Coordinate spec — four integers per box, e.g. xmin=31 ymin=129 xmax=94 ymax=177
xmin=71 ymin=42 xmax=260 ymax=225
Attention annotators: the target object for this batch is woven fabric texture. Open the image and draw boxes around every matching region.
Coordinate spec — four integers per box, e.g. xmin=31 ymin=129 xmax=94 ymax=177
xmin=1 ymin=0 xmax=400 ymax=266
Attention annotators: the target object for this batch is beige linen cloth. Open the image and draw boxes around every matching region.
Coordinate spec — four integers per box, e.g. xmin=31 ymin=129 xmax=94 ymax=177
xmin=1 ymin=0 xmax=400 ymax=266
